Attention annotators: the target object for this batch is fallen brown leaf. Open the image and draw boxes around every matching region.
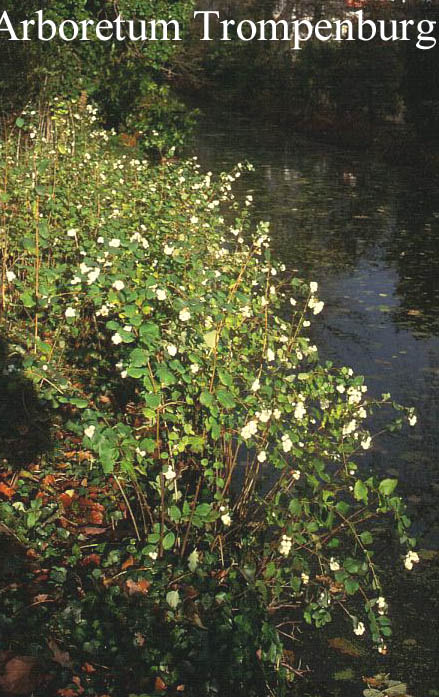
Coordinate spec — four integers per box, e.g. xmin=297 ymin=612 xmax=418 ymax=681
xmin=121 ymin=555 xmax=135 ymax=571
xmin=125 ymin=578 xmax=151 ymax=595
xmin=81 ymin=663 xmax=95 ymax=674
xmin=81 ymin=554 xmax=101 ymax=566
xmin=0 ymin=482 xmax=16 ymax=499
xmin=77 ymin=451 xmax=93 ymax=463
xmin=154 ymin=676 xmax=167 ymax=691
xmin=0 ymin=655 xmax=42 ymax=695
xmin=80 ymin=526 xmax=107 ymax=536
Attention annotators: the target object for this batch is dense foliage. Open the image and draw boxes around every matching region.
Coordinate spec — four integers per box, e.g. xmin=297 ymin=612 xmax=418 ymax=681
xmin=0 ymin=101 xmax=418 ymax=696
xmin=2 ymin=0 xmax=439 ymax=146
xmin=0 ymin=0 xmax=197 ymax=151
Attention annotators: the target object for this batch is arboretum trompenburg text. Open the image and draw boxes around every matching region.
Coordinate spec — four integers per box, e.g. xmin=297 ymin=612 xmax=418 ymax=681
xmin=0 ymin=9 xmax=437 ymax=50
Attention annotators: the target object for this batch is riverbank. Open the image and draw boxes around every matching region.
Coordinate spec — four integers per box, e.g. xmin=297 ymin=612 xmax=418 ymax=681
xmin=0 ymin=99 xmax=418 ymax=697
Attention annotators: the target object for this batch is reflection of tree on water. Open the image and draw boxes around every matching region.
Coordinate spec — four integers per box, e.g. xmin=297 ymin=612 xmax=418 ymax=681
xmin=252 ymin=140 xmax=439 ymax=339
xmin=244 ymin=148 xmax=397 ymax=276
xmin=196 ymin=109 xmax=439 ymax=339
xmin=387 ymin=203 xmax=439 ymax=337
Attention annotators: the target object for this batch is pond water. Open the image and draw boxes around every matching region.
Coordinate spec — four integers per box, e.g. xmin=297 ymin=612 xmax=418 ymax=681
xmin=193 ymin=108 xmax=439 ymax=696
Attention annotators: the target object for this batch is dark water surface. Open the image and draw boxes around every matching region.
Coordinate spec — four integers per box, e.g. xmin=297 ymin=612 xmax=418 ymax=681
xmin=193 ymin=109 xmax=439 ymax=696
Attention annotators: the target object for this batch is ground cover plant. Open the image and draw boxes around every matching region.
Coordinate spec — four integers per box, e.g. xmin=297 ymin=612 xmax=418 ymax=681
xmin=0 ymin=100 xmax=419 ymax=697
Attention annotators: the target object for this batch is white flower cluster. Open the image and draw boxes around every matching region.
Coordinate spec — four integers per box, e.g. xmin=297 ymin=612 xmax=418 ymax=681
xmin=220 ymin=505 xmax=232 ymax=526
xmin=353 ymin=621 xmax=365 ymax=636
xmin=329 ymin=557 xmax=340 ymax=571
xmin=281 ymin=434 xmax=292 ymax=452
xmin=241 ymin=419 xmax=258 ymax=440
xmin=377 ymin=596 xmax=387 ymax=615
xmin=342 ymin=419 xmax=357 ymax=437
xmin=308 ymin=295 xmax=324 ymax=315
xmin=404 ymin=550 xmax=420 ymax=570
xmin=294 ymin=401 xmax=306 ymax=420
xmin=279 ymin=534 xmax=292 ymax=556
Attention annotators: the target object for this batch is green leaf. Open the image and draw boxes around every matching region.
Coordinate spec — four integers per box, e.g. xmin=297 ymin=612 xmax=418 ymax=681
xmin=264 ymin=561 xmax=276 ymax=580
xmin=203 ymin=329 xmax=217 ymax=349
xmin=359 ymin=531 xmax=373 ymax=545
xmin=144 ymin=393 xmax=161 ymax=409
xmin=15 ymin=117 xmax=25 ymax=128
xmin=344 ymin=578 xmax=359 ymax=595
xmin=379 ymin=478 xmax=398 ymax=496
xmin=195 ymin=503 xmax=211 ymax=518
xmin=166 ymin=590 xmax=180 ymax=609
xmin=27 ymin=511 xmax=39 ymax=528
xmin=126 ymin=367 xmax=145 ymax=378
xmin=188 ymin=549 xmax=199 ymax=572
xmin=156 ymin=367 xmax=175 ymax=386
xmin=20 ymin=291 xmax=35 ymax=308
xmin=100 ymin=446 xmax=118 ymax=474
xmin=218 ymin=370 xmax=233 ymax=387
xmin=288 ymin=498 xmax=302 ymax=515
xmin=169 ymin=506 xmax=181 ymax=522
xmin=162 ymin=531 xmax=175 ymax=550
xmin=129 ymin=348 xmax=149 ymax=367
xmin=354 ymin=480 xmax=368 ymax=503
xmin=210 ymin=419 xmax=221 ymax=440
xmin=216 ymin=389 xmax=236 ymax=409
xmin=70 ymin=398 xmax=88 ymax=408
xmin=200 ymin=391 xmax=214 ymax=407
xmin=139 ymin=322 xmax=160 ymax=342
xmin=139 ymin=438 xmax=156 ymax=454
